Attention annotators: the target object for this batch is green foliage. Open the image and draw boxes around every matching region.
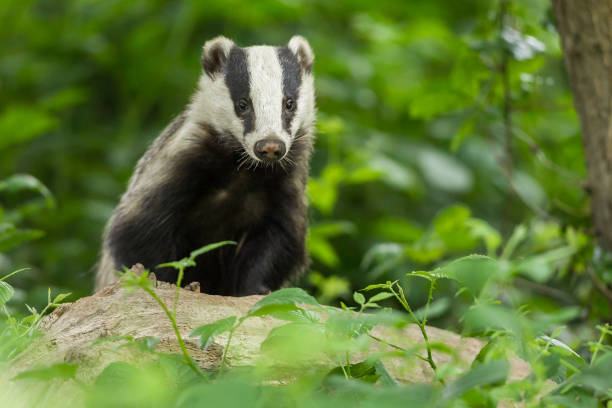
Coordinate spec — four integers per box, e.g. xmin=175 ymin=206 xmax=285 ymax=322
xmin=0 ymin=268 xmax=70 ymax=365
xmin=1 ymin=0 xmax=611 ymax=406
xmin=3 ymin=243 xmax=612 ymax=407
xmin=0 ymin=174 xmax=54 ymax=253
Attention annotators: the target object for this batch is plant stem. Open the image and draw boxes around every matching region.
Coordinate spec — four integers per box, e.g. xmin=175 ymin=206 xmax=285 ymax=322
xmin=219 ymin=327 xmax=236 ymax=373
xmin=421 ymin=278 xmax=436 ymax=328
xmin=143 ymin=286 xmax=206 ymax=379
xmin=173 ymin=264 xmax=185 ymax=319
xmin=345 ymin=351 xmax=352 ymax=378
xmin=0 ymin=267 xmax=29 ymax=282
xmin=591 ymin=324 xmax=610 ymax=365
xmin=389 ymin=283 xmax=438 ymax=373
xmin=339 ymin=364 xmax=349 ymax=380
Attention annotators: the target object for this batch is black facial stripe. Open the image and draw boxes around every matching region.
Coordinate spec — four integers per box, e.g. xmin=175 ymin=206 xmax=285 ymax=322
xmin=224 ymin=47 xmax=255 ymax=134
xmin=277 ymin=47 xmax=302 ymax=133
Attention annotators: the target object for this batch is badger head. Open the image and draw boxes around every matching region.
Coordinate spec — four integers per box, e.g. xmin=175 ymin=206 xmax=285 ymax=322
xmin=190 ymin=36 xmax=315 ymax=168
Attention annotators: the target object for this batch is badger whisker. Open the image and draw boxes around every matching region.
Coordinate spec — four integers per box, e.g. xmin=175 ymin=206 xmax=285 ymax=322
xmin=284 ymin=157 xmax=296 ymax=169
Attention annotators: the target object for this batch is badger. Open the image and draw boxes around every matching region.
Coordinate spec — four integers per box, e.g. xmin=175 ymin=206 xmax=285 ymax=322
xmin=95 ymin=36 xmax=315 ymax=296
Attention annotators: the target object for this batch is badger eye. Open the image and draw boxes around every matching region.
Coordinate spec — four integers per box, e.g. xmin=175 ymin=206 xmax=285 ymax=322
xmin=284 ymin=98 xmax=295 ymax=112
xmin=237 ymin=98 xmax=250 ymax=113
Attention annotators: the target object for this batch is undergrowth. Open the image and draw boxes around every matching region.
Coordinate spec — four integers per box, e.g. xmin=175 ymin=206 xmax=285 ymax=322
xmin=1 ymin=175 xmax=611 ymax=407
xmin=1 ymin=239 xmax=611 ymax=408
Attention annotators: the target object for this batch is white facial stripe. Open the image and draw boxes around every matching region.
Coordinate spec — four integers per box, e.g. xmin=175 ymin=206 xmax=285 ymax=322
xmin=245 ymin=46 xmax=290 ymax=150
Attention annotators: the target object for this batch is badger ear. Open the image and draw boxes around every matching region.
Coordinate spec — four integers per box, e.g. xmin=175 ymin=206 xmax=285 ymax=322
xmin=288 ymin=35 xmax=314 ymax=73
xmin=201 ymin=36 xmax=235 ymax=78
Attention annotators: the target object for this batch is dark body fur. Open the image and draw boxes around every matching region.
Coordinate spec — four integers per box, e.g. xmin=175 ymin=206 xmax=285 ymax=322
xmin=105 ymin=119 xmax=311 ymax=296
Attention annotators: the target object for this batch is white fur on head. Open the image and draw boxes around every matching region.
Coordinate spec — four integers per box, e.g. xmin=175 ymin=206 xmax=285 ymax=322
xmin=244 ymin=46 xmax=289 ymax=158
xmin=288 ymin=35 xmax=314 ymax=73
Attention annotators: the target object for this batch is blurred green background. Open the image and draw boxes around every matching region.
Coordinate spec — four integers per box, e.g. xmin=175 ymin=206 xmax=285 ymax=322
xmin=1 ymin=0 xmax=605 ymax=341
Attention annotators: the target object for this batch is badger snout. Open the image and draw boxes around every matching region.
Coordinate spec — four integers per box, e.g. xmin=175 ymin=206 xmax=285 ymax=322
xmin=254 ymin=138 xmax=286 ymax=161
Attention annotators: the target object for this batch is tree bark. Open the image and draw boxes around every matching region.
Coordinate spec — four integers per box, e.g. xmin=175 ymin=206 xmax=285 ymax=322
xmin=552 ymin=0 xmax=612 ymax=250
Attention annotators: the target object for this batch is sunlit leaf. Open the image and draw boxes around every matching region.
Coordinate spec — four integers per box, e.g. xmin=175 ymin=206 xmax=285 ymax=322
xmin=247 ymin=303 xmax=301 ymax=317
xmin=417 ymin=149 xmax=473 ymax=193
xmin=52 ymin=292 xmax=71 ymax=305
xmin=0 ymin=281 xmax=14 ymax=306
xmin=0 ymin=107 xmax=57 ymax=149
xmin=432 ymin=254 xmax=498 ymax=297
xmin=367 ymin=292 xmax=394 ymax=303
xmin=353 ymin=292 xmax=365 ymax=305
xmin=248 ymin=288 xmax=319 ymax=316
xmin=442 ymin=359 xmax=509 ymax=400
xmin=12 ymin=363 xmax=78 ymax=381
xmin=189 ymin=316 xmax=237 ymax=351
xmin=0 ymin=224 xmax=45 ymax=252
xmin=189 ymin=241 xmax=236 ymax=259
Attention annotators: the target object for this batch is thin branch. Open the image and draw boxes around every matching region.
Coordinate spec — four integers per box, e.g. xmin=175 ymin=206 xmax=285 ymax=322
xmin=586 ymin=266 xmax=612 ymax=307
xmin=500 ymin=0 xmax=513 ymax=182
xmin=143 ymin=286 xmax=206 ymax=380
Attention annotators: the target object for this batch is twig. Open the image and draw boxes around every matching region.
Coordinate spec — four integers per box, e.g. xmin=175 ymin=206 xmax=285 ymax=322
xmin=389 ymin=284 xmax=438 ymax=372
xmin=219 ymin=324 xmax=239 ymax=373
xmin=514 ymin=278 xmax=576 ymax=305
xmin=142 ymin=286 xmax=206 ymax=380
xmin=586 ymin=266 xmax=612 ymax=307
xmin=499 ymin=0 xmax=513 ymax=182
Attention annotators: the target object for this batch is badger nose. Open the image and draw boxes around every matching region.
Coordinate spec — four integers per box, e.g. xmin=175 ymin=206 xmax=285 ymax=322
xmin=254 ymin=138 xmax=286 ymax=161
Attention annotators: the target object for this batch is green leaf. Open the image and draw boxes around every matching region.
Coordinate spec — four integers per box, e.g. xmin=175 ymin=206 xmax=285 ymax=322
xmin=374 ymin=360 xmax=400 ymax=386
xmin=0 ymin=107 xmax=58 ymax=149
xmin=417 ymin=149 xmax=473 ymax=193
xmin=561 ymin=353 xmax=612 ymax=395
xmin=309 ymin=221 xmax=356 ymax=238
xmin=260 ymin=322 xmax=328 ymax=361
xmin=369 ymin=154 xmax=419 ymax=191
xmin=52 ymin=292 xmax=71 ymax=304
xmin=0 ymin=281 xmax=15 ymax=306
xmin=442 ymin=359 xmax=509 ymax=400
xmin=345 ymin=167 xmax=382 ymax=184
xmin=270 ymin=308 xmax=320 ymax=323
xmin=353 ymin=292 xmax=366 ymax=305
xmin=94 ymin=361 xmax=139 ymax=388
xmin=12 ymin=363 xmax=78 ymax=382
xmin=371 ymin=217 xmax=424 ymax=243
xmin=119 ymin=267 xmax=154 ymax=293
xmin=409 ymin=271 xmax=435 ymax=282
xmin=307 ymin=235 xmax=340 ymax=267
xmin=361 ymin=283 xmax=392 ymax=291
xmin=189 ymin=241 xmax=236 ymax=259
xmin=368 ymin=292 xmax=394 ymax=303
xmin=413 ymin=298 xmax=451 ymax=321
xmin=325 ymin=360 xmax=380 ymax=384
xmin=432 ymin=254 xmax=497 ymax=297
xmin=465 ymin=219 xmax=502 ymax=255
xmin=0 ymin=174 xmax=54 ymax=202
xmin=248 ymin=288 xmax=319 ymax=316
xmin=539 ymin=336 xmax=582 ymax=359
xmin=500 ymin=224 xmax=528 ymax=260
xmin=156 ymin=258 xmax=195 ymax=270
xmin=0 ymin=224 xmax=45 ymax=252
xmin=0 ymin=267 xmax=29 ymax=282
xmin=189 ymin=316 xmax=236 ymax=350
xmin=246 ymin=303 xmax=301 ymax=317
